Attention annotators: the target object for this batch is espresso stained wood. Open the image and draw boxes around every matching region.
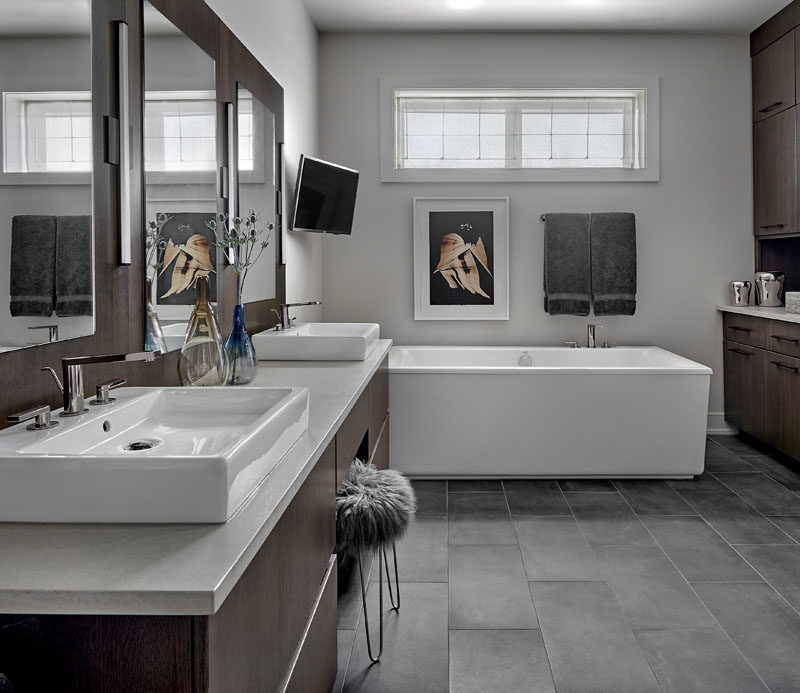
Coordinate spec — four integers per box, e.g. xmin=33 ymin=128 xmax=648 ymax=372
xmin=205 ymin=444 xmax=335 ymax=692
xmin=723 ymin=340 xmax=764 ymax=438
xmin=753 ymin=31 xmax=796 ymax=122
xmin=766 ymin=318 xmax=800 ymax=358
xmin=336 ymin=389 xmax=369 ymax=487
xmin=752 ymin=0 xmax=800 ymax=56
xmin=754 ymin=107 xmax=797 ymax=236
xmin=722 ymin=313 xmax=768 ymax=349
xmin=281 ymin=555 xmax=338 ymax=693
xmin=763 ymin=351 xmax=800 ymax=458
xmin=368 ymin=355 xmax=389 ymax=457
xmin=370 ymin=414 xmax=390 ymax=471
xmin=758 ymin=236 xmax=800 ymax=292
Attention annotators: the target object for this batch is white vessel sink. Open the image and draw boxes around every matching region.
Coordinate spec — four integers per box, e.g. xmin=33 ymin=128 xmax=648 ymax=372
xmin=253 ymin=322 xmax=380 ymax=361
xmin=0 ymin=386 xmax=309 ymax=523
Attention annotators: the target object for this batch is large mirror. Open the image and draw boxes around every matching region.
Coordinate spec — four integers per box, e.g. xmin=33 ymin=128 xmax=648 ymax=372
xmin=0 ymin=1 xmax=94 ymax=352
xmin=237 ymin=84 xmax=277 ymax=304
xmin=142 ymin=0 xmax=218 ymax=353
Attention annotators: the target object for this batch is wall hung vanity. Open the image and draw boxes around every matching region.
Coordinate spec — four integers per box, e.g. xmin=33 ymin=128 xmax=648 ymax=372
xmin=0 ymin=0 xmax=387 ymax=690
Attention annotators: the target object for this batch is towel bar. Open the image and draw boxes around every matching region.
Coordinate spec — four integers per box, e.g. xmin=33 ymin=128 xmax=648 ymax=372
xmin=540 ymin=214 xmax=546 ymax=221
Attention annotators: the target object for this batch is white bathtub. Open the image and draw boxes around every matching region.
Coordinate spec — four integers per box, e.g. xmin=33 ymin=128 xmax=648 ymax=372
xmin=388 ymin=346 xmax=712 ymax=479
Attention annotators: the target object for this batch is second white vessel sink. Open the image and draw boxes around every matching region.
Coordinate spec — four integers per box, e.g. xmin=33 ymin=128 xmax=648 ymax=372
xmin=253 ymin=322 xmax=380 ymax=361
xmin=0 ymin=386 xmax=309 ymax=523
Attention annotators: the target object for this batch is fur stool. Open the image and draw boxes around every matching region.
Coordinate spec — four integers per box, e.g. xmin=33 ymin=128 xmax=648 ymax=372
xmin=335 ymin=460 xmax=416 ymax=663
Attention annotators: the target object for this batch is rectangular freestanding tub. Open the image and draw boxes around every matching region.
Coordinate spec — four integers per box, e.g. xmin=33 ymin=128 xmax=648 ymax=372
xmin=388 ymin=346 xmax=712 ymax=478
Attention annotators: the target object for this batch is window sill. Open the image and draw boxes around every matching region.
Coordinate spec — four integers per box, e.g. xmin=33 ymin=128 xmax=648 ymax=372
xmin=0 ymin=172 xmax=91 ymax=186
xmin=380 ymin=166 xmax=659 ymax=183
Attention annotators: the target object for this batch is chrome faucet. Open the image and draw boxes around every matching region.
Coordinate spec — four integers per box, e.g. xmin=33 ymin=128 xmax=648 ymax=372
xmin=274 ymin=301 xmax=322 ymax=331
xmin=587 ymin=324 xmax=603 ymax=348
xmin=42 ymin=351 xmax=160 ymax=417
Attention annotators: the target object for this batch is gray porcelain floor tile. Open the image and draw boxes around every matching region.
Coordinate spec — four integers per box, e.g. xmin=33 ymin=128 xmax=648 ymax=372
xmin=370 ymin=517 xmax=447 ymax=583
xmin=503 ymin=480 xmax=571 ymax=515
xmin=449 ymin=545 xmax=538 ymax=629
xmin=710 ymin=434 xmax=762 ymax=456
xmin=411 ymin=480 xmax=447 ymax=516
xmin=344 ymin=582 xmax=449 ymax=693
xmin=593 ymin=546 xmax=716 ymax=629
xmin=669 ymin=471 xmax=730 ymax=492
xmin=530 ymin=581 xmax=661 ymax=693
xmin=449 ymin=630 xmax=555 ymax=693
xmin=614 ymin=480 xmax=696 ymax=515
xmin=334 ymin=630 xmax=356 ymax=693
xmin=679 ymin=491 xmax=793 ymax=544
xmin=641 ymin=516 xmax=760 ymax=581
xmin=736 ymin=544 xmax=800 ymax=612
xmin=566 ymin=492 xmax=656 ymax=546
xmin=742 ymin=455 xmax=800 ymax=492
xmin=513 ymin=515 xmax=604 ymax=581
xmin=558 ymin=479 xmax=617 ymax=492
xmin=714 ymin=472 xmax=800 ymax=515
xmin=693 ymin=581 xmax=800 ymax=693
xmin=635 ymin=629 xmax=768 ymax=693
xmin=448 ymin=493 xmax=516 ymax=545
xmin=770 ymin=516 xmax=800 ymax=542
xmin=705 ymin=439 xmax=755 ymax=472
xmin=448 ymin=479 xmax=503 ymax=493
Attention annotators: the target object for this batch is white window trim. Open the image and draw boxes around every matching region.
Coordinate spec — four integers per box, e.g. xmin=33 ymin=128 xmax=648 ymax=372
xmin=380 ymin=75 xmax=660 ymax=183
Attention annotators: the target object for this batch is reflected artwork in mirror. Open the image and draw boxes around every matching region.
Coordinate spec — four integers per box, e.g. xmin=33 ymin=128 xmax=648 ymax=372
xmin=143 ymin=0 xmax=218 ymax=353
xmin=0 ymin=1 xmax=95 ymax=352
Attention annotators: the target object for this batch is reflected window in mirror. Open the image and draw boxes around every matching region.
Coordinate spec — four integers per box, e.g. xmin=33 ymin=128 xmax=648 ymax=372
xmin=0 ymin=2 xmax=95 ymax=352
xmin=143 ymin=0 xmax=218 ymax=353
xmin=237 ymin=85 xmax=276 ymax=304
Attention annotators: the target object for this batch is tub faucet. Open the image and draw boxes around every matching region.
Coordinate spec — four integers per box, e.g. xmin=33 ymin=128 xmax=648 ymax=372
xmin=587 ymin=324 xmax=603 ymax=348
xmin=275 ymin=301 xmax=322 ymax=331
xmin=42 ymin=350 xmax=160 ymax=417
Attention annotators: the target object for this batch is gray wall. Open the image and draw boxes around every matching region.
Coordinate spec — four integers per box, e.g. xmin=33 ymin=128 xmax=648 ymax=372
xmin=318 ymin=32 xmax=754 ymax=428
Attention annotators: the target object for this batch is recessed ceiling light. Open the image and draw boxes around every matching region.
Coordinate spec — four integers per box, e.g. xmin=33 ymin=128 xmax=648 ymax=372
xmin=447 ymin=0 xmax=484 ymax=10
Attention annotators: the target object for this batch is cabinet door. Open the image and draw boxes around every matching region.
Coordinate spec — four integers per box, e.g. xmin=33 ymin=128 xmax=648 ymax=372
xmin=754 ymin=107 xmax=797 ymax=235
xmin=763 ymin=353 xmax=800 ymax=459
xmin=753 ymin=31 xmax=796 ymax=122
xmin=723 ymin=341 xmax=764 ymax=437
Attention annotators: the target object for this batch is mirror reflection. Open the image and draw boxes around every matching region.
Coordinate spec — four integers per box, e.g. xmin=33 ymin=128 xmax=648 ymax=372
xmin=0 ymin=0 xmax=94 ymax=352
xmin=143 ymin=0 xmax=217 ymax=353
xmin=237 ymin=85 xmax=276 ymax=304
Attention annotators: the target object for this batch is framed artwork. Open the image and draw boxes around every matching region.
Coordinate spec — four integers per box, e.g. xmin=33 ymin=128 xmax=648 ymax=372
xmin=413 ymin=197 xmax=509 ymax=320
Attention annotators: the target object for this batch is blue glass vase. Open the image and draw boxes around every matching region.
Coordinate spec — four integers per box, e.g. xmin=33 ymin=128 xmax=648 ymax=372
xmin=225 ymin=303 xmax=258 ymax=385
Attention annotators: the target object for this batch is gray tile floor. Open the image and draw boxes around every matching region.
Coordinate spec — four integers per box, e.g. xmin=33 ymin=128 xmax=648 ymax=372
xmin=335 ymin=435 xmax=800 ymax=692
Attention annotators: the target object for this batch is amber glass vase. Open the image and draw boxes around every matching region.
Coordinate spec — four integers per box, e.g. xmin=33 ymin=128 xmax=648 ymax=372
xmin=177 ymin=276 xmax=229 ymax=386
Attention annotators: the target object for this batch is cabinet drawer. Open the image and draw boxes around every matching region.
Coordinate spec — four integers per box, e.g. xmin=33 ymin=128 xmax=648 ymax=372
xmin=763 ymin=352 xmax=800 ymax=459
xmin=723 ymin=341 xmax=764 ymax=437
xmin=369 ymin=414 xmax=389 ymax=471
xmin=753 ymin=31 xmax=796 ymax=122
xmin=368 ymin=356 xmax=389 ymax=458
xmin=336 ymin=389 xmax=369 ymax=487
xmin=281 ymin=555 xmax=337 ymax=693
xmin=767 ymin=319 xmax=800 ymax=358
xmin=722 ymin=313 xmax=767 ymax=348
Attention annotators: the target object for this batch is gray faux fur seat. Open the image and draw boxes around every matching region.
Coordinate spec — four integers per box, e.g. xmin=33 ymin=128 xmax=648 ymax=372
xmin=335 ymin=460 xmax=416 ymax=663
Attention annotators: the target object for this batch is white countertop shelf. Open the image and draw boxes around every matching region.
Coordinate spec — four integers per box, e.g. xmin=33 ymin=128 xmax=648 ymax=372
xmin=0 ymin=340 xmax=392 ymax=616
xmin=716 ymin=305 xmax=800 ymax=325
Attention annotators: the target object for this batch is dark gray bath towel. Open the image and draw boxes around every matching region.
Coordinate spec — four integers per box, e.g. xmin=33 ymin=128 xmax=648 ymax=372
xmin=543 ymin=213 xmax=591 ymax=316
xmin=55 ymin=215 xmax=93 ymax=317
xmin=590 ymin=212 xmax=637 ymax=316
xmin=9 ymin=215 xmax=56 ymax=317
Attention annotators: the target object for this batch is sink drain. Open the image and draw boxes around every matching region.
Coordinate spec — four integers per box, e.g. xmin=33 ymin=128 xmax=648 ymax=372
xmin=123 ymin=438 xmax=163 ymax=452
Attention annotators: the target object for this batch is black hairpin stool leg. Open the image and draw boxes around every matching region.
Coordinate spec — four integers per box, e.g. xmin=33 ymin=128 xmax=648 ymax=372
xmin=358 ymin=548 xmax=384 ymax=663
xmin=383 ymin=542 xmax=400 ymax=611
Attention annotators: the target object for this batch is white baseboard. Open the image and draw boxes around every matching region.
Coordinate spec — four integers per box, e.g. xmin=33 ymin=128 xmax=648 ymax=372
xmin=707 ymin=412 xmax=736 ymax=436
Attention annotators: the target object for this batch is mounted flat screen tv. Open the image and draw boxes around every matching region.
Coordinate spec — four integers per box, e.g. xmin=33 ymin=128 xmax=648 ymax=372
xmin=290 ymin=155 xmax=359 ymax=235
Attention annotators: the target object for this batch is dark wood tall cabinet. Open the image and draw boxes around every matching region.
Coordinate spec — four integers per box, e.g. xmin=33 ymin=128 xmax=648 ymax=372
xmin=754 ymin=107 xmax=797 ymax=236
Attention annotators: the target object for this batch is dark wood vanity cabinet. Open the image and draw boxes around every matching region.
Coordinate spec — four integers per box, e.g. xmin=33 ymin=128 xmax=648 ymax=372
xmin=723 ymin=339 xmax=764 ymax=438
xmin=763 ymin=352 xmax=800 ymax=460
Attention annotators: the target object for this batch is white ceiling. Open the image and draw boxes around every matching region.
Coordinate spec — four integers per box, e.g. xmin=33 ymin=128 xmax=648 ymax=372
xmin=303 ymin=0 xmax=791 ymax=34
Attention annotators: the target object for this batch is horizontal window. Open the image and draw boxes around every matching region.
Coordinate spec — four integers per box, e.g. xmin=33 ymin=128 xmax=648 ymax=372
xmin=394 ymin=88 xmax=645 ymax=172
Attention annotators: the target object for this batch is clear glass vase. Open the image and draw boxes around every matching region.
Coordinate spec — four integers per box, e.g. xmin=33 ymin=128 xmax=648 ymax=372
xmin=144 ymin=276 xmax=167 ymax=354
xmin=177 ymin=275 xmax=229 ymax=387
xmin=225 ymin=303 xmax=258 ymax=385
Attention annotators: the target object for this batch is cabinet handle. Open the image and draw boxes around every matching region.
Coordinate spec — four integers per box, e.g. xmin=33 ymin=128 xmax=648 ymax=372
xmin=727 ymin=326 xmax=752 ymax=332
xmin=771 ymin=335 xmax=800 ymax=344
xmin=758 ymin=101 xmax=785 ymax=113
xmin=728 ymin=348 xmax=752 ymax=356
xmin=770 ymin=360 xmax=799 ymax=373
xmin=759 ymin=224 xmax=786 ymax=230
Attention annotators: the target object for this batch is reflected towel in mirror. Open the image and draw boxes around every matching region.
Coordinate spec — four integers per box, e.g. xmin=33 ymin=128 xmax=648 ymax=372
xmin=9 ymin=215 xmax=56 ymax=317
xmin=55 ymin=215 xmax=93 ymax=317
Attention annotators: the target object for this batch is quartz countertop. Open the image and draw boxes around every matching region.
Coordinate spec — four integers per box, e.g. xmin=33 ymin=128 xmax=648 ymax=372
xmin=716 ymin=305 xmax=800 ymax=325
xmin=0 ymin=340 xmax=392 ymax=616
